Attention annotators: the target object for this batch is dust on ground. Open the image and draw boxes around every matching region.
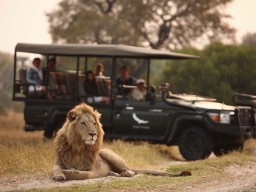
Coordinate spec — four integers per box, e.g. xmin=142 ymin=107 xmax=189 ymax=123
xmin=1 ymin=161 xmax=256 ymax=192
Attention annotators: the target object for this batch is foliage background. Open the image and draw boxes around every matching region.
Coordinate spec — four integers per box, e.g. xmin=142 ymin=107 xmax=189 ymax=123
xmin=162 ymin=42 xmax=256 ymax=104
xmin=0 ymin=52 xmax=23 ymax=114
xmin=1 ymin=0 xmax=256 ymax=111
xmin=1 ymin=41 xmax=256 ymax=112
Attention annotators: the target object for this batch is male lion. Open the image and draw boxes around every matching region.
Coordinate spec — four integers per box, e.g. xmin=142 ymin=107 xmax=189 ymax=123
xmin=52 ymin=103 xmax=190 ymax=181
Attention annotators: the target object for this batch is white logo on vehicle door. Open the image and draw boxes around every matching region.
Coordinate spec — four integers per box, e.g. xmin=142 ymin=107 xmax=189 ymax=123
xmin=132 ymin=113 xmax=149 ymax=124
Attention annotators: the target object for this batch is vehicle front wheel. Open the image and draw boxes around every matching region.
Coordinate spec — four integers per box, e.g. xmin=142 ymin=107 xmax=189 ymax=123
xmin=178 ymin=126 xmax=213 ymax=161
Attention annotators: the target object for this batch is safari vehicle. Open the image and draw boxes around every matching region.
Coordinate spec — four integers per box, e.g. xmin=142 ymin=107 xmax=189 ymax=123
xmin=13 ymin=43 xmax=256 ymax=161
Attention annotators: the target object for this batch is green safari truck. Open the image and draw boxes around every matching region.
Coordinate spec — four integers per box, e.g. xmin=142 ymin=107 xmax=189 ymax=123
xmin=13 ymin=43 xmax=256 ymax=160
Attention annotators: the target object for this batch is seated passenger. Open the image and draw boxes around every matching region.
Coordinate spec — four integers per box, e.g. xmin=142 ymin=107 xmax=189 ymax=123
xmin=26 ymin=58 xmax=45 ymax=93
xmin=131 ymin=79 xmax=147 ymax=101
xmin=43 ymin=57 xmax=57 ymax=85
xmin=84 ymin=70 xmax=109 ymax=103
xmin=84 ymin=70 xmax=98 ymax=95
xmin=115 ymin=66 xmax=136 ymax=96
xmin=95 ymin=63 xmax=104 ymax=77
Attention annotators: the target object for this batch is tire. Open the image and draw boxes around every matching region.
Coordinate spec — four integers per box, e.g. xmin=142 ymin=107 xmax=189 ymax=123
xmin=213 ymin=143 xmax=244 ymax=157
xmin=44 ymin=118 xmax=64 ymax=139
xmin=178 ymin=126 xmax=213 ymax=161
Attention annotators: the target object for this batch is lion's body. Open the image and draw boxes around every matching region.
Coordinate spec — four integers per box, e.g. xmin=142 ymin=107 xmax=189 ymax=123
xmin=52 ymin=103 xmax=135 ymax=181
xmin=52 ymin=103 xmax=191 ymax=181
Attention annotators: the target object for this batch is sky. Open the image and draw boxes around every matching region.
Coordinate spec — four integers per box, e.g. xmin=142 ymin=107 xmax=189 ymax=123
xmin=0 ymin=0 xmax=256 ymax=54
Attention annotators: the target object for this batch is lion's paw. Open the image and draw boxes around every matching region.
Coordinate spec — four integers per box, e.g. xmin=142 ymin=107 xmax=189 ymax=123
xmin=63 ymin=169 xmax=82 ymax=179
xmin=120 ymin=170 xmax=135 ymax=177
xmin=52 ymin=173 xmax=66 ymax=181
xmin=107 ymin=171 xmax=120 ymax=177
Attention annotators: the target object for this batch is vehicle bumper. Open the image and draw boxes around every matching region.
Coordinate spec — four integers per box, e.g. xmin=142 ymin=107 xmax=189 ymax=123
xmin=240 ymin=125 xmax=256 ymax=139
xmin=208 ymin=124 xmax=256 ymax=141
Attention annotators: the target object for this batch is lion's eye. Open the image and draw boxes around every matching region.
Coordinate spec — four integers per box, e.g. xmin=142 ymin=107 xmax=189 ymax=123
xmin=81 ymin=122 xmax=86 ymax=126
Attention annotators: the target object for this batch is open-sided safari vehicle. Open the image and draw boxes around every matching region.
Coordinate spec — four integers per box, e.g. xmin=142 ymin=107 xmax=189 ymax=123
xmin=13 ymin=43 xmax=256 ymax=161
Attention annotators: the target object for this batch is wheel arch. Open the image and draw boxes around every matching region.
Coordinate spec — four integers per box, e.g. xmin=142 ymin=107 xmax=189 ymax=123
xmin=167 ymin=115 xmax=208 ymax=145
xmin=44 ymin=107 xmax=69 ymax=129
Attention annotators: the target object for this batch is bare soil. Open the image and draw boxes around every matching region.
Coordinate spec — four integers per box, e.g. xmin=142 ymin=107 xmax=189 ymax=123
xmin=1 ymin=161 xmax=256 ymax=192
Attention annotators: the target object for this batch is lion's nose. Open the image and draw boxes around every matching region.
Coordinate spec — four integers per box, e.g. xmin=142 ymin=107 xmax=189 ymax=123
xmin=88 ymin=133 xmax=96 ymax=137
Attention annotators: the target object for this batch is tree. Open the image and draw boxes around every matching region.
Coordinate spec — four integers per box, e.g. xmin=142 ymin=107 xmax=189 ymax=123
xmin=0 ymin=52 xmax=24 ymax=113
xmin=242 ymin=32 xmax=256 ymax=47
xmin=162 ymin=43 xmax=256 ymax=104
xmin=47 ymin=0 xmax=235 ymax=50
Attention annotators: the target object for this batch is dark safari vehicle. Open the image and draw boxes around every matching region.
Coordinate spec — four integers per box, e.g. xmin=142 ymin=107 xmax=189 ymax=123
xmin=13 ymin=43 xmax=256 ymax=161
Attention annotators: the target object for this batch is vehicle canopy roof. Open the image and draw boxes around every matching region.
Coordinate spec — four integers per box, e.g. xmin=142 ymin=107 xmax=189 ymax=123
xmin=15 ymin=43 xmax=199 ymax=59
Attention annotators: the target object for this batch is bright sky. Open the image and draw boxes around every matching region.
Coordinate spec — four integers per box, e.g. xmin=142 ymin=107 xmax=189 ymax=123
xmin=0 ymin=0 xmax=256 ymax=54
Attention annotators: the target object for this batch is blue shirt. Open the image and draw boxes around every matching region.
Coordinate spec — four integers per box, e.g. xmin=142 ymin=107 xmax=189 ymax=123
xmin=26 ymin=67 xmax=42 ymax=85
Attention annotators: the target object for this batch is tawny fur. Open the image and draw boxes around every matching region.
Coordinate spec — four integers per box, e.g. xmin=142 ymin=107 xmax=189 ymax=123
xmin=52 ymin=103 xmax=191 ymax=181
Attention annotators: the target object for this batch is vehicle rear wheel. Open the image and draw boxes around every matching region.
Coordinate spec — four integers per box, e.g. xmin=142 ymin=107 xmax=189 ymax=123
xmin=213 ymin=143 xmax=244 ymax=156
xmin=178 ymin=126 xmax=213 ymax=161
xmin=44 ymin=118 xmax=65 ymax=139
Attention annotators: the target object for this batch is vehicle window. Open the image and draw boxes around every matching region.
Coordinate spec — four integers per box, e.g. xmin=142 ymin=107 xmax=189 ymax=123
xmin=80 ymin=57 xmax=112 ymax=102
xmin=115 ymin=58 xmax=148 ymax=80
xmin=14 ymin=53 xmax=46 ymax=99
xmin=55 ymin=56 xmax=77 ymax=71
xmin=86 ymin=57 xmax=112 ymax=77
xmin=114 ymin=58 xmax=148 ymax=100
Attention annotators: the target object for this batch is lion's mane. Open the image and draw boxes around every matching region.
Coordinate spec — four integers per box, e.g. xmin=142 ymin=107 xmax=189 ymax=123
xmin=54 ymin=103 xmax=104 ymax=171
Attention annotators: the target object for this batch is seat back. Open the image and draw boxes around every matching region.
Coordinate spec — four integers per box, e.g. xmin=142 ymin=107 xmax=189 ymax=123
xmin=96 ymin=78 xmax=110 ymax=96
xmin=19 ymin=69 xmax=29 ymax=95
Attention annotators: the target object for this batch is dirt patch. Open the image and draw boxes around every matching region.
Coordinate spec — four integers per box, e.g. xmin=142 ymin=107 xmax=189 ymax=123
xmin=0 ymin=174 xmax=143 ymax=192
xmin=189 ymin=162 xmax=256 ymax=192
xmin=1 ymin=162 xmax=256 ymax=192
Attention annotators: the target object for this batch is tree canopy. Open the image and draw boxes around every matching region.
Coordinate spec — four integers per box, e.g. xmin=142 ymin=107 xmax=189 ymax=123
xmin=242 ymin=32 xmax=256 ymax=47
xmin=162 ymin=42 xmax=256 ymax=104
xmin=47 ymin=0 xmax=235 ymax=50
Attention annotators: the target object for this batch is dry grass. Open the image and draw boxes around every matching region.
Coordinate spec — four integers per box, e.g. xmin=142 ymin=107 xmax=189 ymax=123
xmin=104 ymin=140 xmax=177 ymax=169
xmin=0 ymin=110 xmax=54 ymax=177
xmin=1 ymin=110 xmax=256 ymax=192
xmin=0 ymin=110 xmax=178 ymax=178
xmin=1 ymin=110 xmax=256 ymax=179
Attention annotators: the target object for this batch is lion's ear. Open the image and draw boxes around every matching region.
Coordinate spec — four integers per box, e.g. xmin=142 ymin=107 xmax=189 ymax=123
xmin=67 ymin=110 xmax=77 ymax=121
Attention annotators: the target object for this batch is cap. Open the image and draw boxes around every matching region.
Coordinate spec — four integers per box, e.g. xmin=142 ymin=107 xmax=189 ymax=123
xmin=136 ymin=79 xmax=145 ymax=84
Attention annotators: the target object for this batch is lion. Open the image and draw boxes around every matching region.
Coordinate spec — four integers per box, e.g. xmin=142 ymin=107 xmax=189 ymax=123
xmin=52 ymin=103 xmax=191 ymax=181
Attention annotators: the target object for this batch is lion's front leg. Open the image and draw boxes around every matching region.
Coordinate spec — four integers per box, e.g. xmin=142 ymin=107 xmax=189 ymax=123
xmin=99 ymin=149 xmax=135 ymax=177
xmin=52 ymin=164 xmax=66 ymax=181
xmin=63 ymin=169 xmax=100 ymax=180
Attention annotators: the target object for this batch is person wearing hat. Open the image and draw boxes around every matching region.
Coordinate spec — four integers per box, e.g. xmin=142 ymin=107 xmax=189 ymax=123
xmin=131 ymin=78 xmax=147 ymax=100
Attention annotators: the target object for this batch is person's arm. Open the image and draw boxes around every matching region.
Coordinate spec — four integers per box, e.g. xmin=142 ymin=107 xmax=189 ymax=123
xmin=131 ymin=76 xmax=137 ymax=85
xmin=26 ymin=68 xmax=38 ymax=84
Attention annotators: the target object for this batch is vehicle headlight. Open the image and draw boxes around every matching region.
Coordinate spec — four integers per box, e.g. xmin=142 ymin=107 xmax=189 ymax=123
xmin=207 ymin=112 xmax=233 ymax=124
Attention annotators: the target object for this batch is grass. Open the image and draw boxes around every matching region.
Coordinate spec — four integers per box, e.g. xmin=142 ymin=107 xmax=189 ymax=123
xmin=0 ymin=110 xmax=180 ymax=177
xmin=0 ymin=110 xmax=54 ymax=176
xmin=0 ymin=110 xmax=256 ymax=192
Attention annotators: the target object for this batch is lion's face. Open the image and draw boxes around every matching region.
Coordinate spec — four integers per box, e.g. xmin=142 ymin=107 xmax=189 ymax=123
xmin=66 ymin=103 xmax=104 ymax=146
xmin=75 ymin=113 xmax=98 ymax=145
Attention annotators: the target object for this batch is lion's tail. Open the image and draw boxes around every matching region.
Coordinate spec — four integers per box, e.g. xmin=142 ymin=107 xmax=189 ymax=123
xmin=132 ymin=169 xmax=191 ymax=177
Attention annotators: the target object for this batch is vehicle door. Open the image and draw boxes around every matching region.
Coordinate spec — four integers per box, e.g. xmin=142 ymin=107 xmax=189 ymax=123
xmin=112 ymin=99 xmax=172 ymax=139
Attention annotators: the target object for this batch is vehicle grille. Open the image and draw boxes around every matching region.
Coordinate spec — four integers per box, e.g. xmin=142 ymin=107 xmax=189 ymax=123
xmin=237 ymin=108 xmax=254 ymax=126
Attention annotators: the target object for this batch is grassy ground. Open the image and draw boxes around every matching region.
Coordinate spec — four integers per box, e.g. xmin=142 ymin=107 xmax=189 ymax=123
xmin=0 ymin=110 xmax=181 ymax=177
xmin=1 ymin=110 xmax=256 ymax=192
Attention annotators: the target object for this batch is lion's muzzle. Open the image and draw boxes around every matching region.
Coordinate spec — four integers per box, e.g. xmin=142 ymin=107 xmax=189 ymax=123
xmin=83 ymin=132 xmax=97 ymax=145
